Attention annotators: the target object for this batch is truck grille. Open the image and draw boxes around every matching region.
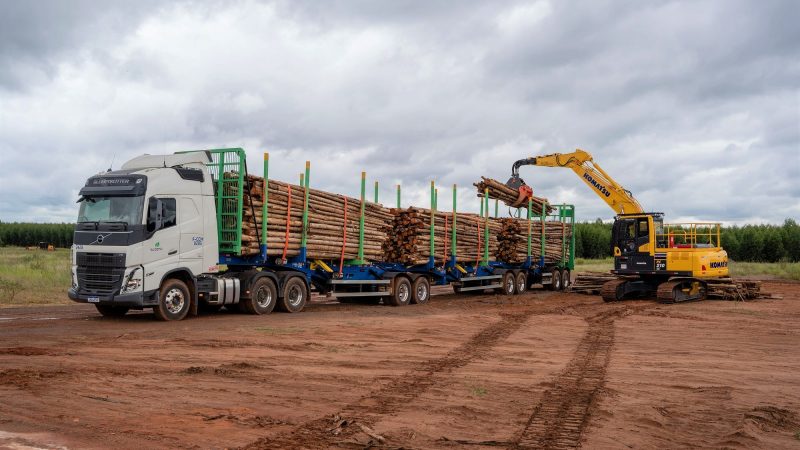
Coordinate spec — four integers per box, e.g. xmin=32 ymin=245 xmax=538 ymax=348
xmin=76 ymin=252 xmax=126 ymax=296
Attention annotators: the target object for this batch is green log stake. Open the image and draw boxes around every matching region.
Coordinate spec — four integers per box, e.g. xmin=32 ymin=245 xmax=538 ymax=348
xmin=300 ymin=162 xmax=310 ymax=250
xmin=262 ymin=153 xmax=269 ymax=246
xmin=430 ymin=181 xmax=435 ymax=261
xmin=451 ymin=184 xmax=457 ymax=259
xmin=396 ymin=184 xmax=401 ymax=208
xmin=358 ymin=171 xmax=366 ymax=263
xmin=527 ymin=197 xmax=532 ymax=258
xmin=483 ymin=188 xmax=489 ymax=266
xmin=374 ymin=180 xmax=379 ymax=204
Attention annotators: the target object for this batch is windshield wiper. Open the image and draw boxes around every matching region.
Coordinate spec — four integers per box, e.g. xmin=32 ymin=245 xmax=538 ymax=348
xmin=98 ymin=221 xmax=130 ymax=230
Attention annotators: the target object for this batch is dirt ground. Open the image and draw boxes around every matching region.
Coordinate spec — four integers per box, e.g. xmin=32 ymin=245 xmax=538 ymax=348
xmin=1 ymin=282 xmax=799 ymax=449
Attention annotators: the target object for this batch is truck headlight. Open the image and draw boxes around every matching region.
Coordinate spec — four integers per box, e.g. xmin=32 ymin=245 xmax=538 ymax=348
xmin=120 ymin=267 xmax=143 ymax=293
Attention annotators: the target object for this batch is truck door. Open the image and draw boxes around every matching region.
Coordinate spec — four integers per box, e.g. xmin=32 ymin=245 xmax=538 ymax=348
xmin=142 ymin=197 xmax=180 ymax=292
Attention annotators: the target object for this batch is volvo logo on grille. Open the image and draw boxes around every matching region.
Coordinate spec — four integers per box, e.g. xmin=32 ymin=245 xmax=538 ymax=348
xmin=90 ymin=233 xmax=111 ymax=245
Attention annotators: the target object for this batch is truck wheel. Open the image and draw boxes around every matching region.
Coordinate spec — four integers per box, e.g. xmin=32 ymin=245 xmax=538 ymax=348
xmin=386 ymin=277 xmax=411 ymax=306
xmin=411 ymin=277 xmax=431 ymax=304
xmin=241 ymin=277 xmax=277 ymax=315
xmin=561 ymin=269 xmax=571 ymax=290
xmin=277 ymin=277 xmax=307 ymax=313
xmin=495 ymin=272 xmax=516 ymax=295
xmin=95 ymin=305 xmax=129 ymax=318
xmin=153 ymin=279 xmax=191 ymax=321
xmin=549 ymin=269 xmax=562 ymax=291
xmin=515 ymin=272 xmax=528 ymax=295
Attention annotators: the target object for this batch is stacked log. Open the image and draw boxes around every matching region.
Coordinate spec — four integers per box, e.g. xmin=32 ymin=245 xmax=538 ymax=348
xmin=474 ymin=177 xmax=552 ymax=215
xmin=569 ymin=272 xmax=618 ymax=294
xmin=381 ymin=208 xmax=570 ymax=265
xmin=381 ymin=208 xmax=501 ymax=265
xmin=706 ymin=278 xmax=764 ymax=300
xmin=495 ymin=218 xmax=523 ymax=263
xmin=236 ymin=175 xmax=393 ymax=260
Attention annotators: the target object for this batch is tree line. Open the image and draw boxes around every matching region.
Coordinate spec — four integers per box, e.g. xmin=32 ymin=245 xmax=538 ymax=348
xmin=0 ymin=222 xmax=74 ymax=248
xmin=574 ymin=219 xmax=800 ymax=262
xmin=2 ymin=219 xmax=799 ymax=263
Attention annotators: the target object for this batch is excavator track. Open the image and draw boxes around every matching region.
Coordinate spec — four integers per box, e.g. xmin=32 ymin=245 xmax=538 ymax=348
xmin=600 ymin=278 xmax=628 ymax=302
xmin=657 ymin=279 xmax=707 ymax=303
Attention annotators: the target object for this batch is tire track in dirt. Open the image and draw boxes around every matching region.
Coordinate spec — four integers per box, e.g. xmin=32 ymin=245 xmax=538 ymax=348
xmin=242 ymin=304 xmax=547 ymax=449
xmin=512 ymin=304 xmax=654 ymax=450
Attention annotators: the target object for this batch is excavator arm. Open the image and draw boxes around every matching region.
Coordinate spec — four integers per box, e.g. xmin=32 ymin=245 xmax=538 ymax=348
xmin=506 ymin=149 xmax=644 ymax=215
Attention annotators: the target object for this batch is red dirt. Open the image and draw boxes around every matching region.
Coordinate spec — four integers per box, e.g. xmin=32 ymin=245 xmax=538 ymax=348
xmin=0 ymin=282 xmax=798 ymax=449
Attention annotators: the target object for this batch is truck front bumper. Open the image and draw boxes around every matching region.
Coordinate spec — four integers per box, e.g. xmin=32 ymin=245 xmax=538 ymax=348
xmin=68 ymin=288 xmax=159 ymax=309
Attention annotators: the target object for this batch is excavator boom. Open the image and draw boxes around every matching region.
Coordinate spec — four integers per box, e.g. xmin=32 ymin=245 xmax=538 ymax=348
xmin=507 ymin=149 xmax=644 ymax=215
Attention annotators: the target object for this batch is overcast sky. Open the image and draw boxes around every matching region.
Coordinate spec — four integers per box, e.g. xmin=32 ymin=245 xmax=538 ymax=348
xmin=0 ymin=0 xmax=797 ymax=224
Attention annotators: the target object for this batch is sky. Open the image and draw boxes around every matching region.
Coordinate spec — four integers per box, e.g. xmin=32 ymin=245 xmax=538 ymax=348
xmin=0 ymin=0 xmax=798 ymax=225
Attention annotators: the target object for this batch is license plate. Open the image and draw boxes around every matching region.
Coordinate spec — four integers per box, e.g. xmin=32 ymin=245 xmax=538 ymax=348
xmin=87 ymin=296 xmax=100 ymax=303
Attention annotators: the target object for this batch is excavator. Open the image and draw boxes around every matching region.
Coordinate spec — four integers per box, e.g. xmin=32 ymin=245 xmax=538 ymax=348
xmin=506 ymin=149 xmax=729 ymax=303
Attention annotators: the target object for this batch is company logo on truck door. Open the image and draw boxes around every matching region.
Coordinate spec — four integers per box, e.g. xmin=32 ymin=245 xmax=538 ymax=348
xmin=583 ymin=172 xmax=611 ymax=197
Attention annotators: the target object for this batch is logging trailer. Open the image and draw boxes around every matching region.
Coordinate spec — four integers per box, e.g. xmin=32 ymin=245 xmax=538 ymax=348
xmin=507 ymin=148 xmax=729 ymax=303
xmin=69 ymin=148 xmax=574 ymax=320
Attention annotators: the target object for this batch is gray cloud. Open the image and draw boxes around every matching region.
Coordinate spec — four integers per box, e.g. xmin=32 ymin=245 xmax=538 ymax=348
xmin=0 ymin=0 xmax=797 ymax=225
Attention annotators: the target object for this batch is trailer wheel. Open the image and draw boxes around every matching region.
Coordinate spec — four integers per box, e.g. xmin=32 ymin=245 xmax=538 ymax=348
xmin=496 ymin=272 xmax=516 ymax=295
xmin=386 ymin=277 xmax=412 ymax=306
xmin=153 ymin=279 xmax=191 ymax=321
xmin=241 ymin=277 xmax=277 ymax=315
xmin=515 ymin=272 xmax=528 ymax=295
xmin=549 ymin=269 xmax=562 ymax=291
xmin=95 ymin=305 xmax=129 ymax=318
xmin=411 ymin=277 xmax=431 ymax=304
xmin=277 ymin=277 xmax=307 ymax=313
xmin=561 ymin=269 xmax=571 ymax=290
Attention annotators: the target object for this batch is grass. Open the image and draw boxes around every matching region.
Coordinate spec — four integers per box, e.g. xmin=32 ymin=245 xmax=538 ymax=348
xmin=729 ymin=261 xmax=800 ymax=280
xmin=574 ymin=257 xmax=614 ymax=273
xmin=469 ymin=385 xmax=488 ymax=397
xmin=0 ymin=247 xmax=72 ymax=306
xmin=574 ymin=257 xmax=799 ymax=280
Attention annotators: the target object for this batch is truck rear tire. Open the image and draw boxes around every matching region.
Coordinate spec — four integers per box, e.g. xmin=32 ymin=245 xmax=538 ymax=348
xmin=495 ymin=272 xmax=516 ymax=295
xmin=515 ymin=272 xmax=528 ymax=295
xmin=386 ymin=277 xmax=411 ymax=306
xmin=241 ymin=277 xmax=277 ymax=315
xmin=277 ymin=277 xmax=307 ymax=313
xmin=561 ymin=269 xmax=571 ymax=290
xmin=153 ymin=279 xmax=191 ymax=321
xmin=411 ymin=277 xmax=431 ymax=304
xmin=549 ymin=269 xmax=562 ymax=291
xmin=95 ymin=305 xmax=129 ymax=318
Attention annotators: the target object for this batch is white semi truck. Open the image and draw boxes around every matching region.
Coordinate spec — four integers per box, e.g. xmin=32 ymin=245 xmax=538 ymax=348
xmin=69 ymin=149 xmax=310 ymax=320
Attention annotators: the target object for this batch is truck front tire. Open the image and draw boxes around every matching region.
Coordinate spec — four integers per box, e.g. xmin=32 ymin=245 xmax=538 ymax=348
xmin=153 ymin=279 xmax=191 ymax=321
xmin=277 ymin=277 xmax=307 ymax=313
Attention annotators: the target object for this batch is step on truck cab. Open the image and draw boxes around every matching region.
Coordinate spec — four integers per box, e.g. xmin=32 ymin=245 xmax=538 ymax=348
xmin=69 ymin=149 xmax=306 ymax=320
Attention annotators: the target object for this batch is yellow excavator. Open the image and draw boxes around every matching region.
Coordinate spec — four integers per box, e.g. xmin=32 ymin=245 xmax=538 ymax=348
xmin=506 ymin=149 xmax=729 ymax=303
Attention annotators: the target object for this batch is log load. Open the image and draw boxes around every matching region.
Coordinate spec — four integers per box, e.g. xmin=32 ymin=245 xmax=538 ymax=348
xmin=474 ymin=177 xmax=553 ymax=215
xmin=381 ymin=208 xmax=571 ymax=265
xmin=233 ymin=174 xmax=393 ymax=260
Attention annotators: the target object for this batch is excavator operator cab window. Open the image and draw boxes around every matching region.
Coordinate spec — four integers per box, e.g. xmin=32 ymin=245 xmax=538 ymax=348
xmin=637 ymin=219 xmax=648 ymax=237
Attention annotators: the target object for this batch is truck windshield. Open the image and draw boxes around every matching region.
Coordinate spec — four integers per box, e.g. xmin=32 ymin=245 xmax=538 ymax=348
xmin=78 ymin=196 xmax=144 ymax=225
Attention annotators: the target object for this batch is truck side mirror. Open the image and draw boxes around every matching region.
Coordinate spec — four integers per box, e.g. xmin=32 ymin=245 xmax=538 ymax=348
xmin=147 ymin=197 xmax=164 ymax=232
